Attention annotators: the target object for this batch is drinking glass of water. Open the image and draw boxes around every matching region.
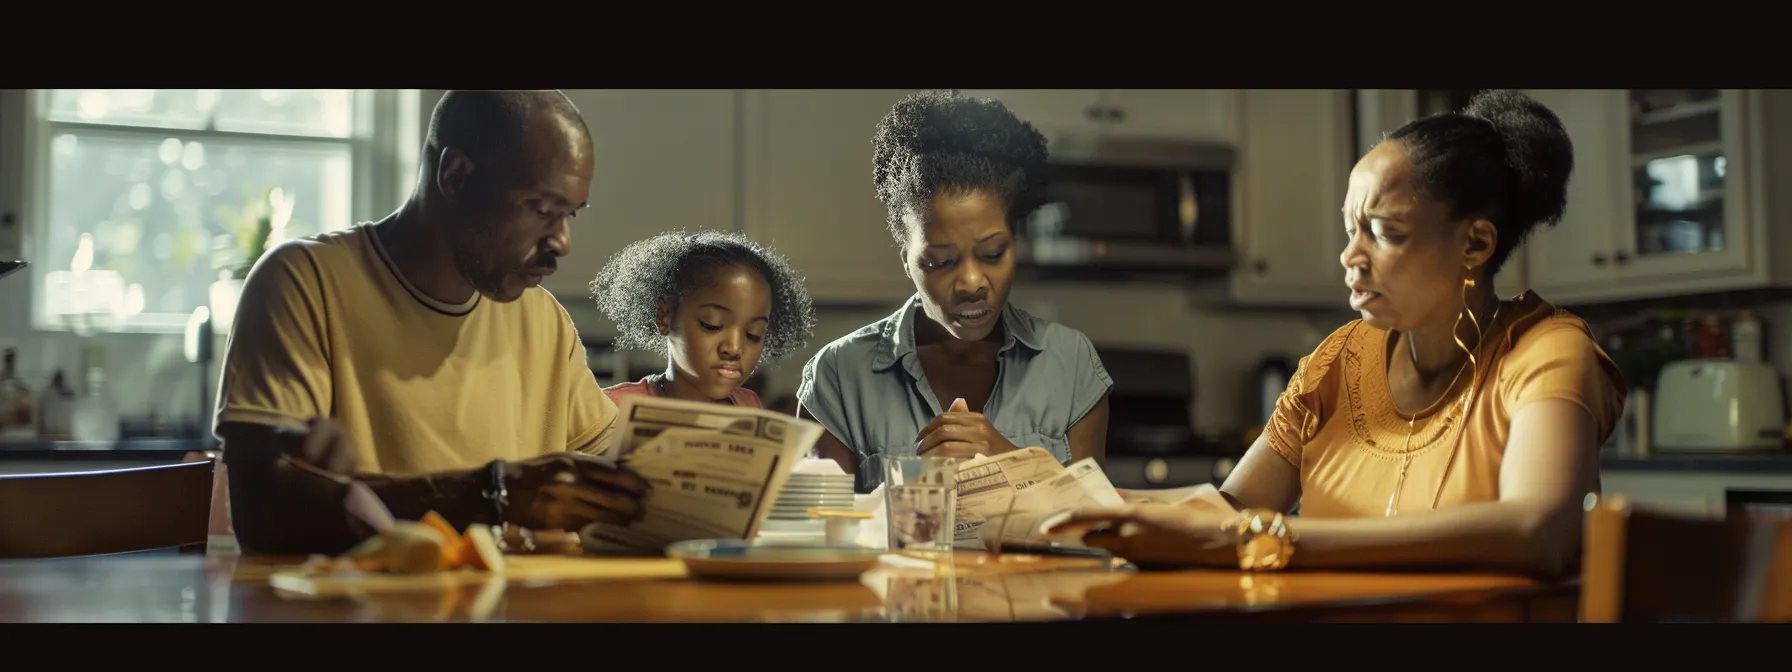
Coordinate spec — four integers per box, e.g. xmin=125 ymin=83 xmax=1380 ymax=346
xmin=881 ymin=455 xmax=960 ymax=554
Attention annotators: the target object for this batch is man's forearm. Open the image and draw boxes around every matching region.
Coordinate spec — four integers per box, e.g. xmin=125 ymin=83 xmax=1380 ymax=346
xmin=219 ymin=418 xmax=515 ymax=554
xmin=226 ymin=453 xmax=498 ymax=555
xmin=227 ymin=460 xmax=366 ymax=556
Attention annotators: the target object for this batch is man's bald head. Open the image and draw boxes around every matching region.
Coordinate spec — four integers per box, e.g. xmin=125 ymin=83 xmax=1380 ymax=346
xmin=423 ymin=90 xmax=591 ymax=190
xmin=419 ymin=90 xmax=597 ymax=303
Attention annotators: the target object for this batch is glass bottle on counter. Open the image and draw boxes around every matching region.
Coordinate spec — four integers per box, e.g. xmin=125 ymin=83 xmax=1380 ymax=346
xmin=0 ymin=348 xmax=35 ymax=440
xmin=36 ymin=370 xmax=77 ymax=441
xmin=1732 ymin=310 xmax=1764 ymax=362
xmin=71 ymin=364 xmax=120 ymax=443
xmin=1693 ymin=313 xmax=1730 ymax=359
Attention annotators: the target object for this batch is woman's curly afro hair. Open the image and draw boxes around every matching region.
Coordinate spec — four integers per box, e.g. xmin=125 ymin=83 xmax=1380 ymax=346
xmin=871 ymin=90 xmax=1049 ymax=244
xmin=589 ymin=230 xmax=816 ymax=363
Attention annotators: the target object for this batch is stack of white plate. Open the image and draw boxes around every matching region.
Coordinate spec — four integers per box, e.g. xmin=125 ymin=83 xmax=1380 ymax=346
xmin=768 ymin=472 xmax=855 ymax=521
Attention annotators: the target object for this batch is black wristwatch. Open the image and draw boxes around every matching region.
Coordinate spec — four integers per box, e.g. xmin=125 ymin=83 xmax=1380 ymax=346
xmin=481 ymin=459 xmax=509 ymax=525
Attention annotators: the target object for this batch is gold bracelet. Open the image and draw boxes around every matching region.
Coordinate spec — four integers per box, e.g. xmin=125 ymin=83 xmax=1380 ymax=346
xmin=1224 ymin=509 xmax=1297 ymax=571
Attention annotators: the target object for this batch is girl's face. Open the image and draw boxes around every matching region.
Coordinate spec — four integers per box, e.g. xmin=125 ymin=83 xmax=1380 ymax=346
xmin=659 ymin=265 xmax=771 ymax=402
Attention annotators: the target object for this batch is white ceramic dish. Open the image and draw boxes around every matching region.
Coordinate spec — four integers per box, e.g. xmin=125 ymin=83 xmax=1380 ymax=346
xmin=666 ymin=539 xmax=883 ymax=581
xmin=772 ymin=498 xmax=854 ymax=507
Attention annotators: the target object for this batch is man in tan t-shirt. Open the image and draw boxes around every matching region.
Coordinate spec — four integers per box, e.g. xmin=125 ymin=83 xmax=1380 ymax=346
xmin=216 ymin=91 xmax=648 ymax=554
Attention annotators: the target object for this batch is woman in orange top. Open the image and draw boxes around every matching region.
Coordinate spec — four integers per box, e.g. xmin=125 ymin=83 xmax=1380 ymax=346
xmin=1051 ymin=90 xmax=1627 ymax=577
xmin=591 ymin=230 xmax=816 ymax=408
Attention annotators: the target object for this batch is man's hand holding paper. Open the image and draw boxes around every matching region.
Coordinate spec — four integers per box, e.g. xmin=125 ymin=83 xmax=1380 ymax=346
xmin=580 ymin=396 xmax=821 ymax=553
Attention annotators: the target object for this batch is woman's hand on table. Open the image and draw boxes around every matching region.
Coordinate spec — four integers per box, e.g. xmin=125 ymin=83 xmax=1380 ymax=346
xmin=916 ymin=398 xmax=1019 ymax=459
xmin=1046 ymin=503 xmax=1241 ymax=568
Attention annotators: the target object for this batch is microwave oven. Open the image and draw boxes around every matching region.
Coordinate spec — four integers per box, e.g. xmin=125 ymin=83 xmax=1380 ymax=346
xmin=1017 ymin=136 xmax=1237 ymax=279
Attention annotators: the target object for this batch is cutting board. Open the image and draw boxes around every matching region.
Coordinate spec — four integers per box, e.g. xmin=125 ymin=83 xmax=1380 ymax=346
xmin=268 ymin=554 xmax=690 ymax=597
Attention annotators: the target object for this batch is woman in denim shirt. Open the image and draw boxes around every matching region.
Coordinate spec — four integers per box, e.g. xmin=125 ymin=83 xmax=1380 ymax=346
xmin=797 ymin=91 xmax=1114 ymax=492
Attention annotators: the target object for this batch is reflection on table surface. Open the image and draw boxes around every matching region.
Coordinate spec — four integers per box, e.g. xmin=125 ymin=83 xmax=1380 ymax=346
xmin=0 ymin=549 xmax=1567 ymax=623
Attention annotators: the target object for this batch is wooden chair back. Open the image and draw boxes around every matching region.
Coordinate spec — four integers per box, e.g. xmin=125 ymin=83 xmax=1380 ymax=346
xmin=0 ymin=460 xmax=215 ymax=559
xmin=1580 ymin=493 xmax=1792 ymax=622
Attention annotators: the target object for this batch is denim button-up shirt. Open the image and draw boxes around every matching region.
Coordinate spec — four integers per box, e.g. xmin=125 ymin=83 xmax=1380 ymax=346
xmin=797 ymin=295 xmax=1113 ymax=492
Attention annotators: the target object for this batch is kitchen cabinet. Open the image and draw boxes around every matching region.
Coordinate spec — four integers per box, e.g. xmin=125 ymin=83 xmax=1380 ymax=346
xmin=1102 ymin=90 xmax=1241 ymax=143
xmin=1225 ymin=89 xmax=1354 ymax=306
xmin=1600 ymin=470 xmax=1723 ymax=518
xmin=1599 ymin=468 xmax=1792 ymax=519
xmin=959 ymin=89 xmax=1105 ymax=146
xmin=0 ymin=90 xmax=20 ymax=262
xmin=1523 ymin=89 xmax=1792 ymax=305
xmin=739 ymin=89 xmax=919 ymax=305
xmin=544 ymin=89 xmax=741 ymax=301
xmin=962 ymin=89 xmax=1241 ymax=150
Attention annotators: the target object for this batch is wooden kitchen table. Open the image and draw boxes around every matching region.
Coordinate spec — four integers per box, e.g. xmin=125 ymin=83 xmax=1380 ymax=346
xmin=0 ymin=549 xmax=1578 ymax=623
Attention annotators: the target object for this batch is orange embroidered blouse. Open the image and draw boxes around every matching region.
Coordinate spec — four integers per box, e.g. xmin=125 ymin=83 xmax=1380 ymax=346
xmin=1263 ymin=291 xmax=1628 ymax=518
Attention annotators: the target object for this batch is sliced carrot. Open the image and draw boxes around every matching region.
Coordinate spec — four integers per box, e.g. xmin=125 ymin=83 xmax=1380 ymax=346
xmin=419 ymin=511 xmax=469 ymax=568
xmin=419 ymin=511 xmax=461 ymax=542
xmin=449 ymin=537 xmax=476 ymax=569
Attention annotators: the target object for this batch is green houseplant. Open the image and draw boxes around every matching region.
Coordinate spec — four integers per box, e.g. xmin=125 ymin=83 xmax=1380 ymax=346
xmin=209 ymin=187 xmax=298 ymax=332
xmin=214 ymin=187 xmax=300 ymax=280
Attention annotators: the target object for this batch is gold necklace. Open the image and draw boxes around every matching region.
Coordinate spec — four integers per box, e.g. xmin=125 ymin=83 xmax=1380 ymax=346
xmin=1385 ymin=303 xmax=1500 ymax=517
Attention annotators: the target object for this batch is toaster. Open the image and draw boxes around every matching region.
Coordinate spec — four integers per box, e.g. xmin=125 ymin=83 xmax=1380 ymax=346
xmin=1652 ymin=359 xmax=1786 ymax=452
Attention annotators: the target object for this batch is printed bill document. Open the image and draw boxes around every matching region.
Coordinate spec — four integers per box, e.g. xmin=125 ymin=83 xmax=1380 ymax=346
xmin=948 ymin=447 xmax=1129 ymax=551
xmin=580 ymin=396 xmax=821 ymax=553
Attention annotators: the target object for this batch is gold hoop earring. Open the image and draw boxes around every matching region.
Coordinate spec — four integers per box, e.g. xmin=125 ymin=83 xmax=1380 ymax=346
xmin=1389 ymin=274 xmax=1490 ymax=517
xmin=1452 ymin=276 xmax=1482 ymax=414
xmin=1418 ymin=273 xmax=1501 ymax=513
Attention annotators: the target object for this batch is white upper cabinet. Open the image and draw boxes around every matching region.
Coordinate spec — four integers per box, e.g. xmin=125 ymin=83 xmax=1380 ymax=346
xmin=545 ymin=89 xmax=740 ymax=301
xmin=1524 ymin=89 xmax=1792 ymax=305
xmin=739 ymin=89 xmax=920 ymax=306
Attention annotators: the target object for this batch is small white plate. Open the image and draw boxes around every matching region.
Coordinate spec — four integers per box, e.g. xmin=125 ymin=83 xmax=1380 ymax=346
xmin=777 ymin=495 xmax=854 ymax=502
xmin=666 ymin=539 xmax=882 ymax=582
xmin=771 ymin=502 xmax=853 ymax=509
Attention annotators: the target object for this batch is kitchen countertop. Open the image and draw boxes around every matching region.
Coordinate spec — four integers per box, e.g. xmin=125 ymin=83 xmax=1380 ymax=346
xmin=0 ymin=438 xmax=208 ymax=460
xmin=1600 ymin=452 xmax=1792 ymax=474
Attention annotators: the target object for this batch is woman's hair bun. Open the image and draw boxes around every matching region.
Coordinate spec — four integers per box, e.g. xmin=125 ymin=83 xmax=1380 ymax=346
xmin=1463 ymin=89 xmax=1575 ymax=231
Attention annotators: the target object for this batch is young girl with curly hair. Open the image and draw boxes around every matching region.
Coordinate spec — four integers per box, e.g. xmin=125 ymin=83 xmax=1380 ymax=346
xmin=591 ymin=230 xmax=816 ymax=408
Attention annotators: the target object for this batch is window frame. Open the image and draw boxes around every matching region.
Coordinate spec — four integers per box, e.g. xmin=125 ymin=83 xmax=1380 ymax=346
xmin=12 ymin=88 xmax=421 ymax=334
